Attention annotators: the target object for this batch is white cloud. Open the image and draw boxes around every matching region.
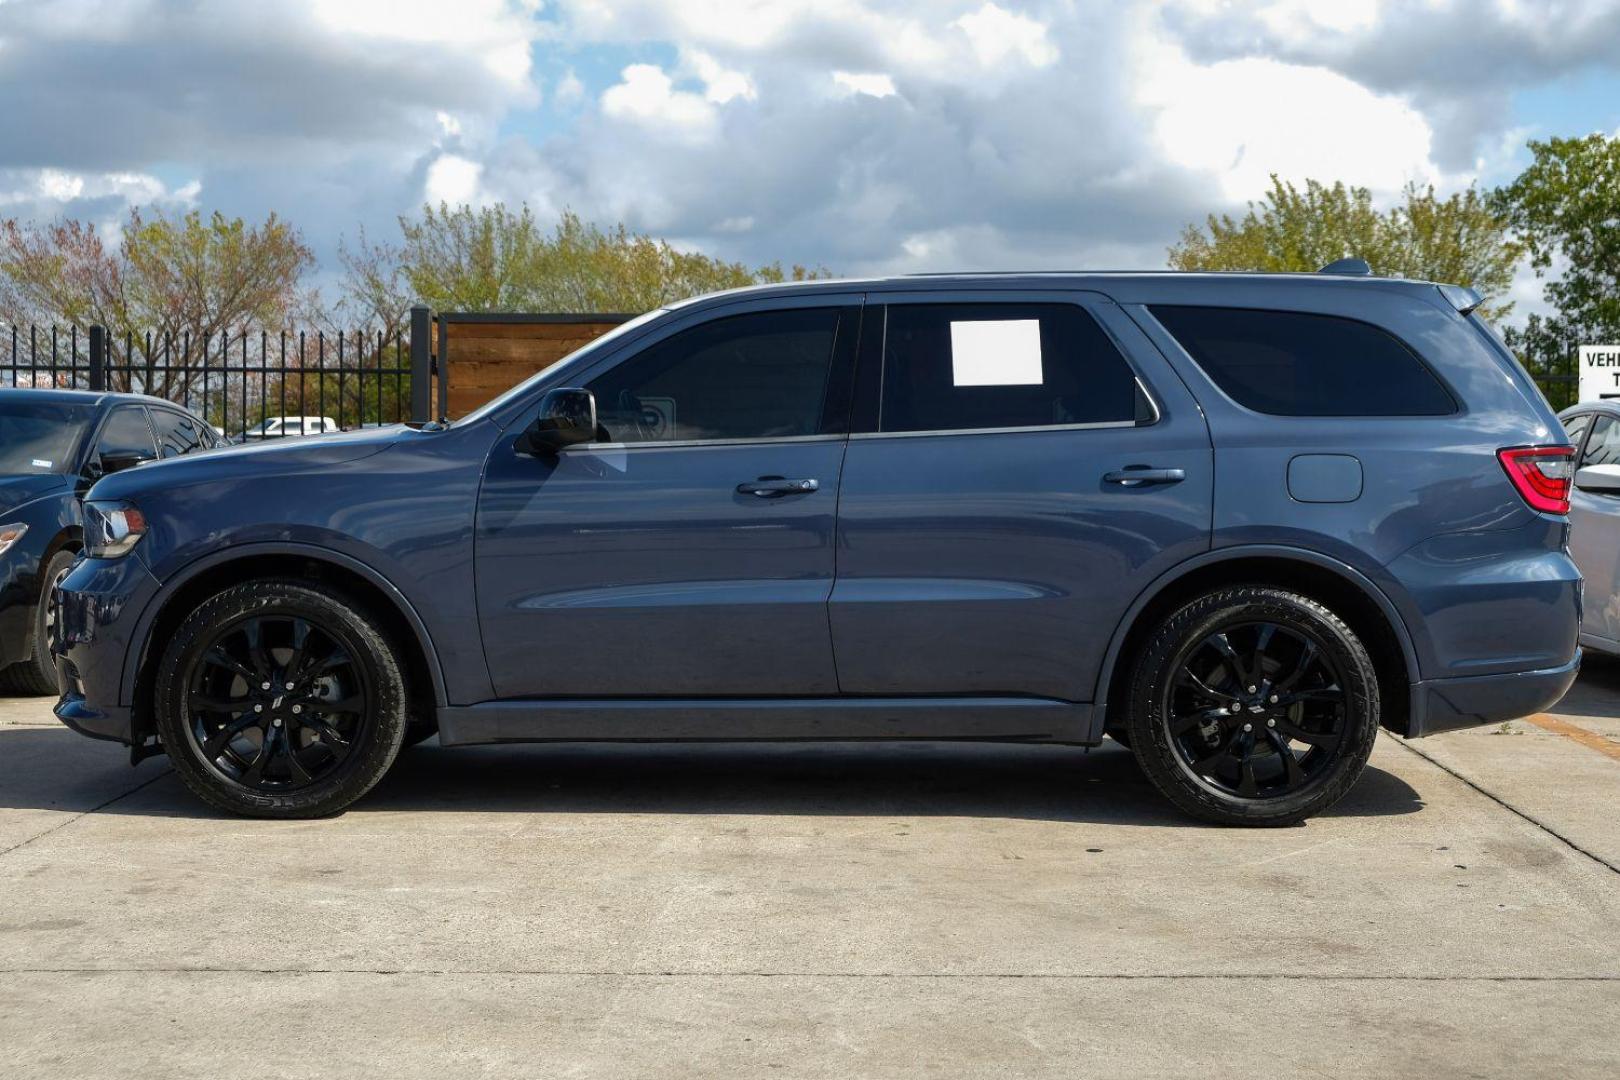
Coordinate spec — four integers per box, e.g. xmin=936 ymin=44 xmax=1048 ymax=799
xmin=555 ymin=69 xmax=586 ymax=105
xmin=1137 ymin=46 xmax=1439 ymax=202
xmin=600 ymin=64 xmax=718 ymax=139
xmin=832 ymin=71 xmax=897 ymax=98
xmin=686 ymin=50 xmax=756 ymax=103
xmin=952 ymin=3 xmax=1058 ymax=69
xmin=424 ymin=154 xmax=483 ymax=206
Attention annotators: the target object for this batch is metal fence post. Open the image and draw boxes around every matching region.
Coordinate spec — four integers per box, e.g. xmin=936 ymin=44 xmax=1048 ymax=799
xmin=88 ymin=325 xmax=106 ymax=392
xmin=408 ymin=306 xmax=432 ymax=424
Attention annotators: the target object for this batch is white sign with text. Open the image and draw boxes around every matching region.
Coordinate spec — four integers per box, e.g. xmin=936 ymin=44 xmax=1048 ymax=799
xmin=1580 ymin=344 xmax=1620 ymax=402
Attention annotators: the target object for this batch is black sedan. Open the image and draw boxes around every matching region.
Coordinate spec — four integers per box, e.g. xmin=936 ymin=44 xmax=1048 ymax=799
xmin=0 ymin=388 xmax=221 ymax=693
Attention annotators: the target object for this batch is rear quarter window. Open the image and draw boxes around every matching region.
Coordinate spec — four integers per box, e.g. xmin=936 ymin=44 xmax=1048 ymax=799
xmin=1150 ymin=305 xmax=1456 ymax=417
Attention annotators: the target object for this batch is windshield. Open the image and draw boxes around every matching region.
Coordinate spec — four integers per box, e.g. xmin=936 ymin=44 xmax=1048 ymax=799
xmin=0 ymin=401 xmax=93 ymax=473
xmin=454 ymin=309 xmax=668 ymax=427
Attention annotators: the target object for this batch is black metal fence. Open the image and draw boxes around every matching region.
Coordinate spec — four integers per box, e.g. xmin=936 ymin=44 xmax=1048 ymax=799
xmin=1 ymin=308 xmax=442 ymax=438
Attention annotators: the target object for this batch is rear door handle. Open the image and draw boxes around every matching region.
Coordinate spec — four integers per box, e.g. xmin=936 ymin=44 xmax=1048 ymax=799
xmin=1103 ymin=466 xmax=1186 ymax=487
xmin=737 ymin=476 xmax=820 ymax=497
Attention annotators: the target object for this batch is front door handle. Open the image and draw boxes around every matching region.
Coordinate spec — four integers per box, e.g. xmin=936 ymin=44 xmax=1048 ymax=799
xmin=737 ymin=476 xmax=820 ymax=497
xmin=1103 ymin=466 xmax=1186 ymax=487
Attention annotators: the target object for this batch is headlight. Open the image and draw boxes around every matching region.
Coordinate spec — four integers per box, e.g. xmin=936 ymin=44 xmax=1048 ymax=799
xmin=0 ymin=523 xmax=27 ymax=556
xmin=84 ymin=501 xmax=147 ymax=558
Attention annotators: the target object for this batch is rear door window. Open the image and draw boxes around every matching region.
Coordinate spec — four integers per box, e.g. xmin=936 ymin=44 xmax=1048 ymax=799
xmin=878 ymin=303 xmax=1144 ymax=433
xmin=152 ymin=411 xmax=211 ymax=457
xmin=1581 ymin=416 xmax=1620 ymax=468
xmin=1150 ymin=306 xmax=1456 ymax=417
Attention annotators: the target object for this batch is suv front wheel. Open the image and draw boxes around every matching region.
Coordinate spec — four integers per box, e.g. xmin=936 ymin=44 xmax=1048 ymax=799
xmin=1125 ymin=586 xmax=1380 ymax=826
xmin=154 ymin=579 xmax=409 ymax=818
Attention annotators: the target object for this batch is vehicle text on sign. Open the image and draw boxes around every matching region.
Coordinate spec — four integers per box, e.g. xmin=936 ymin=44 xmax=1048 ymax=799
xmin=1580 ymin=345 xmax=1620 ymax=402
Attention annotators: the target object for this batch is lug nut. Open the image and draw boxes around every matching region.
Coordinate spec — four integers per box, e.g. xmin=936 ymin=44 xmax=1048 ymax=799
xmin=285 ymin=682 xmax=295 ymax=691
xmin=253 ymin=704 xmax=263 ymax=713
xmin=1269 ymin=694 xmax=1279 ymax=703
xmin=291 ymin=705 xmax=302 ymax=715
xmin=272 ymin=718 xmax=282 ymax=727
xmin=1267 ymin=719 xmax=1276 ymax=728
xmin=1243 ymin=722 xmax=1253 ymax=732
xmin=1247 ymin=685 xmax=1257 ymax=693
xmin=261 ymin=681 xmax=271 ymax=691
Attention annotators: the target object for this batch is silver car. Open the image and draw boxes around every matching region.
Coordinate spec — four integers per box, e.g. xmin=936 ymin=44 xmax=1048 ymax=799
xmin=1560 ymin=403 xmax=1620 ymax=656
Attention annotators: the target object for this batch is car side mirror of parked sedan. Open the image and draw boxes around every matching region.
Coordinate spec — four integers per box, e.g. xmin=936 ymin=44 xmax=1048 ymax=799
xmin=1574 ymin=463 xmax=1620 ymax=495
xmin=516 ymin=388 xmax=598 ymax=456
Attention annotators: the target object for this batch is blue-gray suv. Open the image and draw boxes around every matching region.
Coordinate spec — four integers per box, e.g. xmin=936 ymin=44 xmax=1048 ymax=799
xmin=51 ymin=271 xmax=1582 ymax=825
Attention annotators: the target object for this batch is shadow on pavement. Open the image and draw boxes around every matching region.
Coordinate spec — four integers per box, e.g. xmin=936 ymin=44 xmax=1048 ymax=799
xmin=0 ymin=724 xmax=1424 ymax=825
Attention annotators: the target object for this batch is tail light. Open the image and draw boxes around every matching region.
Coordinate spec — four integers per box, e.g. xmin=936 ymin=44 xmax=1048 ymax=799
xmin=1498 ymin=445 xmax=1575 ymax=515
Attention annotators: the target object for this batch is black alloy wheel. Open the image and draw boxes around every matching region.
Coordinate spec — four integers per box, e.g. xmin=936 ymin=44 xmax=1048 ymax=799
xmin=1126 ymin=586 xmax=1379 ymax=826
xmin=155 ymin=579 xmax=408 ymax=818
xmin=184 ymin=614 xmax=371 ymax=792
xmin=1164 ymin=621 xmax=1348 ymax=799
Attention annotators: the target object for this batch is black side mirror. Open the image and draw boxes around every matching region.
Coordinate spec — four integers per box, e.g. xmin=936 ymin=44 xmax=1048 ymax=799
xmin=516 ymin=388 xmax=598 ymax=456
xmin=97 ymin=451 xmax=155 ymax=475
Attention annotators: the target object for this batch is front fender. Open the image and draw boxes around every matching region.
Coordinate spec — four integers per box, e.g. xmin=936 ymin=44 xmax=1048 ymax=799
xmin=119 ymin=541 xmax=452 ymax=710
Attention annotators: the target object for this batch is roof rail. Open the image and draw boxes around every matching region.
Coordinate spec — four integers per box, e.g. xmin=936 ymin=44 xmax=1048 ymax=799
xmin=1318 ymin=258 xmax=1372 ymax=276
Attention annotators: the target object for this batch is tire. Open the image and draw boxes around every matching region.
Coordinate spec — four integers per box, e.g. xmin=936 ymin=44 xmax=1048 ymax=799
xmin=0 ymin=549 xmax=77 ymax=696
xmin=153 ymin=579 xmax=409 ymax=819
xmin=1124 ymin=586 xmax=1379 ymax=827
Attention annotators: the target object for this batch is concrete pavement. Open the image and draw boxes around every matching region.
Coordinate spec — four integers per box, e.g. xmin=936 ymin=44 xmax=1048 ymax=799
xmin=1 ymin=676 xmax=1616 ymax=1079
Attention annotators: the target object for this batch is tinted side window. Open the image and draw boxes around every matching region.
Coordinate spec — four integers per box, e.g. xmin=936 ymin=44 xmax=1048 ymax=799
xmin=588 ymin=308 xmax=847 ymax=443
xmin=879 ymin=303 xmax=1140 ymax=433
xmin=153 ymin=411 xmax=208 ymax=457
xmin=95 ymin=407 xmax=156 ymax=460
xmin=1151 ymin=306 xmax=1456 ymax=417
xmin=1582 ymin=416 xmax=1620 ymax=468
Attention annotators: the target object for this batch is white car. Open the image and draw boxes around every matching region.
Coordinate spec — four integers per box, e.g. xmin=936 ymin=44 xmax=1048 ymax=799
xmin=236 ymin=415 xmax=341 ymax=442
xmin=1559 ymin=403 xmax=1620 ymax=657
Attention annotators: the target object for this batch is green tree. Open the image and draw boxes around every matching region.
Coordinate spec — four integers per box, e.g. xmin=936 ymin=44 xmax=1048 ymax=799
xmin=0 ymin=208 xmax=313 ymax=397
xmin=1491 ymin=133 xmax=1620 ymax=405
xmin=1169 ymin=177 xmax=1522 ymax=318
xmin=380 ymin=203 xmax=826 ymax=318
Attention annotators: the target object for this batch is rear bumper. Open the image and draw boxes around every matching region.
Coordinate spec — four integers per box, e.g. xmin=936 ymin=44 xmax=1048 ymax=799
xmin=1405 ymin=651 xmax=1581 ymax=738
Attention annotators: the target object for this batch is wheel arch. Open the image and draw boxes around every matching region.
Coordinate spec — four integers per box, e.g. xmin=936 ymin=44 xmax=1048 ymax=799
xmin=1094 ymin=546 xmax=1420 ymax=741
xmin=125 ymin=544 xmax=447 ymax=742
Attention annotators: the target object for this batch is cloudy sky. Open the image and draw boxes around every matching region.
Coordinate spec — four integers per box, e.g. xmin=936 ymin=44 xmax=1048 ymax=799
xmin=2 ymin=0 xmax=1619 ymax=315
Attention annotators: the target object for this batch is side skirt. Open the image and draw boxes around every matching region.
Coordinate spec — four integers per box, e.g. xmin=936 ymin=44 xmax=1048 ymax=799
xmin=436 ymin=696 xmax=1095 ymax=746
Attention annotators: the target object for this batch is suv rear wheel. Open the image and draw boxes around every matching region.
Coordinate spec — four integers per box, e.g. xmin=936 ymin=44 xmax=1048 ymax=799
xmin=1125 ymin=586 xmax=1379 ymax=826
xmin=153 ymin=579 xmax=408 ymax=818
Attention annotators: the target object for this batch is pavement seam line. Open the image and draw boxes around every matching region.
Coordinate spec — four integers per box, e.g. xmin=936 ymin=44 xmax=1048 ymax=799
xmin=1522 ymin=711 xmax=1620 ymax=762
xmin=1389 ymin=735 xmax=1620 ymax=877
xmin=0 ymin=767 xmax=172 ymax=860
xmin=1 ymin=968 xmax=1616 ymax=982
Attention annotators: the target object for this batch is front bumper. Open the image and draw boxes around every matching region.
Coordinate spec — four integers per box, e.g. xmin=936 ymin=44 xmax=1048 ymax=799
xmin=1405 ymin=651 xmax=1582 ymax=738
xmin=51 ymin=554 xmax=163 ymax=745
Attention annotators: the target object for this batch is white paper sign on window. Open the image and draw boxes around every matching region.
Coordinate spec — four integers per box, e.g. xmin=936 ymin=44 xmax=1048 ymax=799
xmin=950 ymin=320 xmax=1043 ymax=387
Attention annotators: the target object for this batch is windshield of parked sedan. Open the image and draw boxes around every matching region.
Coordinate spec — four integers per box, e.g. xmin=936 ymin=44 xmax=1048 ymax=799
xmin=0 ymin=401 xmax=93 ymax=472
xmin=0 ymin=401 xmax=93 ymax=474
xmin=453 ymin=309 xmax=668 ymax=428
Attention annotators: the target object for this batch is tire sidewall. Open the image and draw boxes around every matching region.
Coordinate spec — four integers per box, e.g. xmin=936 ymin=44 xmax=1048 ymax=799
xmin=1126 ymin=587 xmax=1380 ymax=826
xmin=154 ymin=580 xmax=408 ymax=818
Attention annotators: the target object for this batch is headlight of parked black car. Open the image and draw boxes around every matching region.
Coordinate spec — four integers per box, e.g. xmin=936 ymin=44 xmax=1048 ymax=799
xmin=0 ymin=523 xmax=29 ymax=556
xmin=84 ymin=501 xmax=147 ymax=558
